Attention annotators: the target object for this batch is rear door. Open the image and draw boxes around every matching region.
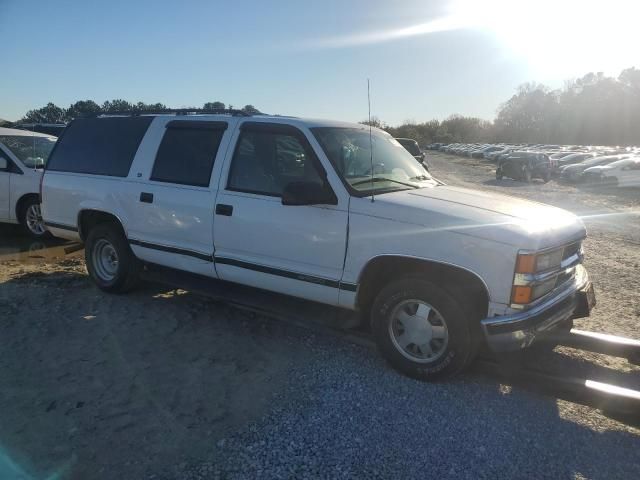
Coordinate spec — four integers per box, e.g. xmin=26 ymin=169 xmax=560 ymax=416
xmin=127 ymin=117 xmax=237 ymax=277
xmin=213 ymin=121 xmax=349 ymax=306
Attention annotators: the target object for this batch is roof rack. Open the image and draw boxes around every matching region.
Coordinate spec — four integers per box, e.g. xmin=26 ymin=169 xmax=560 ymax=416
xmin=83 ymin=108 xmax=255 ymax=118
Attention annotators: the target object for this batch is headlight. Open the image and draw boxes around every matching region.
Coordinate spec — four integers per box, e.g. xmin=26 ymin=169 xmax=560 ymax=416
xmin=511 ymin=246 xmax=580 ymax=306
xmin=515 ymin=248 xmax=564 ymax=274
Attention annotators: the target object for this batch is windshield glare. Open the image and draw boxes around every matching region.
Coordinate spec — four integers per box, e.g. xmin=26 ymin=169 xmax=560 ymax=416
xmin=0 ymin=135 xmax=56 ymax=168
xmin=312 ymin=127 xmax=433 ymax=194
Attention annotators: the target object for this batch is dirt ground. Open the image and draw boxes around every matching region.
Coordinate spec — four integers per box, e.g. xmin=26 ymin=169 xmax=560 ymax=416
xmin=0 ymin=152 xmax=638 ymax=479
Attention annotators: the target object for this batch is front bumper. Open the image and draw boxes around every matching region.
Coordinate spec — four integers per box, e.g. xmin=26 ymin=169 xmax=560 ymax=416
xmin=481 ymin=266 xmax=594 ymax=352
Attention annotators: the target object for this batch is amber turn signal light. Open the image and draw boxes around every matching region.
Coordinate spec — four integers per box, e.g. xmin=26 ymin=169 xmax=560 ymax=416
xmin=515 ymin=254 xmax=536 ymax=274
xmin=512 ymin=285 xmax=533 ymax=304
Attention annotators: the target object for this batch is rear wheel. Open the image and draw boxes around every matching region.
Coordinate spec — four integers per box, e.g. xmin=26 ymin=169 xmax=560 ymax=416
xmin=85 ymin=223 xmax=140 ymax=293
xmin=496 ymin=169 xmax=503 ymax=180
xmin=371 ymin=277 xmax=479 ymax=381
xmin=542 ymin=170 xmax=552 ymax=183
xmin=19 ymin=197 xmax=48 ymax=238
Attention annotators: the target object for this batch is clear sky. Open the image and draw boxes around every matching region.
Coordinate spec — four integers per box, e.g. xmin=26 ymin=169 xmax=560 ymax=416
xmin=1 ymin=0 xmax=638 ymax=124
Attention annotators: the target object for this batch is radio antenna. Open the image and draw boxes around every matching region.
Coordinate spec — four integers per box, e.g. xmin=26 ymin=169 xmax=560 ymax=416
xmin=367 ymin=78 xmax=374 ymax=203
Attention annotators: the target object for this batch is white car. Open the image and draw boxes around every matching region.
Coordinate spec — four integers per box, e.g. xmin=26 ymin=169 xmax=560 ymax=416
xmin=583 ymin=157 xmax=640 ymax=187
xmin=0 ymin=127 xmax=57 ymax=236
xmin=41 ymin=112 xmax=595 ymax=380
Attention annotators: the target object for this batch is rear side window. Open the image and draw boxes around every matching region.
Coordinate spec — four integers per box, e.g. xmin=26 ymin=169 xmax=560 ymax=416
xmin=151 ymin=121 xmax=227 ymax=187
xmin=47 ymin=117 xmax=152 ymax=177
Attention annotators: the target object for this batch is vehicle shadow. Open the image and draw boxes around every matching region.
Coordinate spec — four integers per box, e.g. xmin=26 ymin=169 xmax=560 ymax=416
xmin=0 ymin=268 xmax=307 ymax=480
xmin=0 ymin=267 xmax=638 ymax=479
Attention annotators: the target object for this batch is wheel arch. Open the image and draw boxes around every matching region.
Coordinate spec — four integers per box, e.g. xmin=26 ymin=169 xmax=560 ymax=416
xmin=356 ymin=255 xmax=491 ymax=319
xmin=15 ymin=193 xmax=40 ymax=221
xmin=77 ymin=209 xmax=127 ymax=242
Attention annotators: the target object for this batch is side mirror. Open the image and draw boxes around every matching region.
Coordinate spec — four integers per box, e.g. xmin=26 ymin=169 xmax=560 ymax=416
xmin=0 ymin=157 xmax=8 ymax=170
xmin=282 ymin=181 xmax=337 ymax=206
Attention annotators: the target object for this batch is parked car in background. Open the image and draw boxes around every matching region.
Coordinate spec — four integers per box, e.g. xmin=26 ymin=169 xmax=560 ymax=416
xmin=496 ymin=151 xmax=552 ymax=183
xmin=41 ymin=111 xmax=594 ymax=381
xmin=555 ymin=152 xmax=598 ymax=171
xmin=395 ymin=138 xmax=428 ymax=168
xmin=486 ymin=147 xmax=512 ymax=162
xmin=471 ymin=145 xmax=502 ymax=159
xmin=550 ymin=151 xmax=578 ymax=160
xmin=559 ymin=154 xmax=630 ymax=183
xmin=583 ymin=157 xmax=640 ymax=187
xmin=0 ymin=127 xmax=56 ymax=236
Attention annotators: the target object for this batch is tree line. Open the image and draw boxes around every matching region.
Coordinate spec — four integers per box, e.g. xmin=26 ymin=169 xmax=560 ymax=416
xmin=7 ymin=67 xmax=640 ymax=146
xmin=11 ymin=100 xmax=261 ymax=124
xmin=376 ymin=67 xmax=639 ymax=147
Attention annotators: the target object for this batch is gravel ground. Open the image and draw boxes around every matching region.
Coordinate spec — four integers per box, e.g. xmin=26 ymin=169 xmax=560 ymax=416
xmin=167 ymin=340 xmax=640 ymax=480
xmin=1 ymin=153 xmax=639 ymax=479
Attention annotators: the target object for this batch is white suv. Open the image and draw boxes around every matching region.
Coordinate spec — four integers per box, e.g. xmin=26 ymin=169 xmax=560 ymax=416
xmin=41 ymin=111 xmax=595 ymax=380
xmin=0 ymin=127 xmax=57 ymax=237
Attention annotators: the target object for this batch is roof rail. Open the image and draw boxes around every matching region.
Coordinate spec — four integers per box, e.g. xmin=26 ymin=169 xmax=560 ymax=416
xmin=83 ymin=108 xmax=255 ymax=118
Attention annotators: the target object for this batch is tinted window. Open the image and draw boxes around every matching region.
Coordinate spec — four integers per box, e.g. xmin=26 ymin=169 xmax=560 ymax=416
xmin=47 ymin=117 xmax=151 ymax=176
xmin=227 ymin=128 xmax=324 ymax=196
xmin=151 ymin=122 xmax=226 ymax=187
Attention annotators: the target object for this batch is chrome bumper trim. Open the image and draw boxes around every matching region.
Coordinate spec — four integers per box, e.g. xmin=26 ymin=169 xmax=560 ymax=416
xmin=482 ymin=266 xmax=590 ymax=352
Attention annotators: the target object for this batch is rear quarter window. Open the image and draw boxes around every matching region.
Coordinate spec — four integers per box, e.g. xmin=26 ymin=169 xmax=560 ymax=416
xmin=46 ymin=117 xmax=152 ymax=177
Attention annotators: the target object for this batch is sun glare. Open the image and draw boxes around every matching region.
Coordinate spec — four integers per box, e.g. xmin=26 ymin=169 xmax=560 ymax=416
xmin=307 ymin=0 xmax=639 ymax=77
xmin=450 ymin=0 xmax=640 ymax=76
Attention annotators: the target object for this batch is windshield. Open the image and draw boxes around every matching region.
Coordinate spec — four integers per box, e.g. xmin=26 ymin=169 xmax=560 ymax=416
xmin=0 ymin=135 xmax=57 ymax=168
xmin=312 ymin=127 xmax=434 ymax=194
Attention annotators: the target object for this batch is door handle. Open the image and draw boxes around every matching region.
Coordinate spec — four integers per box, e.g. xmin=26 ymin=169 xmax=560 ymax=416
xmin=215 ymin=204 xmax=233 ymax=216
xmin=140 ymin=192 xmax=154 ymax=203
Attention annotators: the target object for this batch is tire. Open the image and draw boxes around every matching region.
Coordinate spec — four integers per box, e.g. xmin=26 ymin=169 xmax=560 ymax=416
xmin=371 ymin=277 xmax=480 ymax=381
xmin=542 ymin=170 xmax=551 ymax=183
xmin=85 ymin=223 xmax=140 ymax=293
xmin=496 ymin=169 xmax=503 ymax=180
xmin=19 ymin=197 xmax=48 ymax=238
xmin=522 ymin=167 xmax=532 ymax=183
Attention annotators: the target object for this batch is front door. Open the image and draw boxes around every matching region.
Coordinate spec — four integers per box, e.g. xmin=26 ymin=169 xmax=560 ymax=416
xmin=213 ymin=122 xmax=349 ymax=306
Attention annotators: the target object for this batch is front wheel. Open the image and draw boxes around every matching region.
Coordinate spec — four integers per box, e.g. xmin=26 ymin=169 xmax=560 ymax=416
xmin=85 ymin=223 xmax=140 ymax=293
xmin=371 ymin=277 xmax=479 ymax=381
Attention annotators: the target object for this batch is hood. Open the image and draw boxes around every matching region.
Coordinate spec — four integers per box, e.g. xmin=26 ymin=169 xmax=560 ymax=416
xmin=351 ymin=185 xmax=586 ymax=250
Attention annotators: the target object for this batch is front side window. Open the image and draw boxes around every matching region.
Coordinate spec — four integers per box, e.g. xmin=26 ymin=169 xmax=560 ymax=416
xmin=151 ymin=123 xmax=226 ymax=187
xmin=312 ymin=127 xmax=435 ymax=195
xmin=0 ymin=135 xmax=56 ymax=169
xmin=227 ymin=128 xmax=324 ymax=196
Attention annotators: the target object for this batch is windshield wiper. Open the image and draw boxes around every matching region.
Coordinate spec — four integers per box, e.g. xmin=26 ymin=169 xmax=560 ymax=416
xmin=409 ymin=175 xmax=432 ymax=181
xmin=351 ymin=176 xmax=419 ymax=188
